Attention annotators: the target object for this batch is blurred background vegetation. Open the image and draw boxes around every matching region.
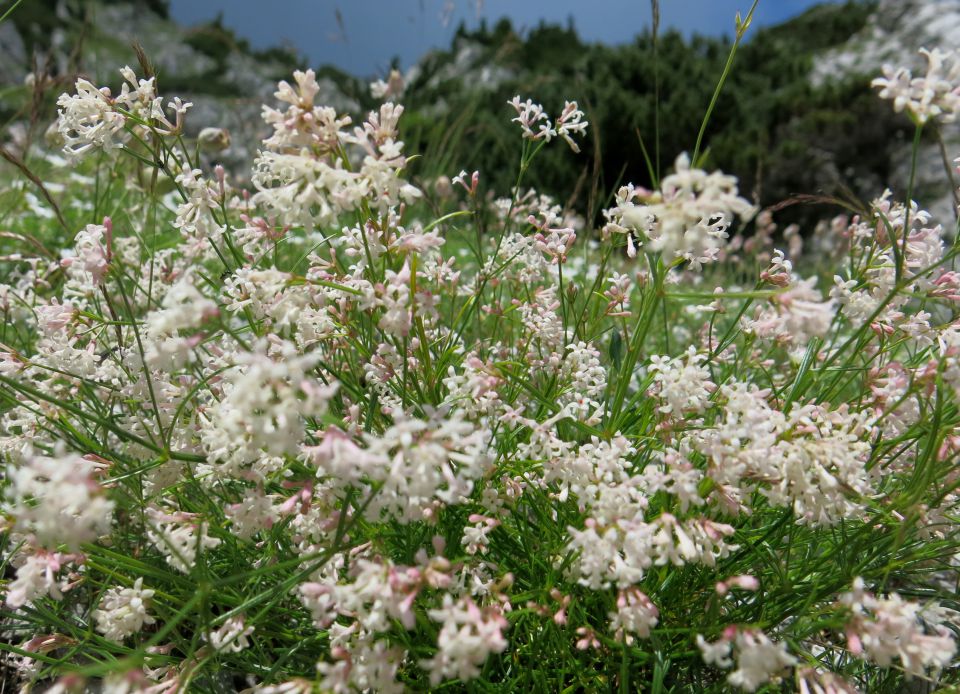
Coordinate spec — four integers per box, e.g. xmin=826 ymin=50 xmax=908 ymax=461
xmin=0 ymin=0 xmax=940 ymax=231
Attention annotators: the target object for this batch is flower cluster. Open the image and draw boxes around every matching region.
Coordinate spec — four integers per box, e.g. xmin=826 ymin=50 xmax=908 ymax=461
xmin=0 ymin=51 xmax=958 ymax=694
xmin=252 ymin=69 xmax=421 ymax=231
xmin=873 ymin=47 xmax=960 ymax=124
xmin=508 ymin=96 xmax=588 ymax=152
xmin=841 ymin=577 xmax=956 ymax=677
xmin=56 ymin=66 xmax=190 ymax=159
xmin=602 ymin=153 xmax=756 ymax=261
xmin=5 ymin=450 xmax=113 ymax=550
xmin=697 ymin=627 xmax=797 ymax=692
xmin=94 ymin=578 xmax=156 ymax=642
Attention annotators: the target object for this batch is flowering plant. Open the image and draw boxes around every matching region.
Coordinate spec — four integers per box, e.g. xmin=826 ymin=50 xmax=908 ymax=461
xmin=1 ymin=36 xmax=960 ymax=693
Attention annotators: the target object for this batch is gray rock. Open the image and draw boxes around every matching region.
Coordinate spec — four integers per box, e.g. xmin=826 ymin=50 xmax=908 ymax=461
xmin=0 ymin=22 xmax=26 ymax=85
xmin=812 ymin=0 xmax=960 ymax=84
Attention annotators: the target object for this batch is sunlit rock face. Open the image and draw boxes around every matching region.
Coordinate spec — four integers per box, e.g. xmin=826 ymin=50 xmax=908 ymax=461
xmin=813 ymin=0 xmax=960 ymax=83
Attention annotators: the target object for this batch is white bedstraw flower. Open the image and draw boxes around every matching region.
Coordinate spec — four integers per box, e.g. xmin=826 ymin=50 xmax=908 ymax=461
xmin=609 ymin=588 xmax=659 ymax=644
xmin=263 ymin=69 xmax=352 ymax=151
xmin=462 ymin=514 xmax=500 ymax=555
xmin=602 ymin=154 xmax=755 ymax=261
xmin=357 ymin=408 xmax=493 ymax=522
xmin=145 ymin=272 xmax=218 ymax=338
xmin=34 ymin=299 xmax=75 ymax=335
xmin=145 ymin=507 xmax=221 ymax=574
xmin=94 ymin=578 xmax=156 ymax=642
xmin=796 ymin=668 xmax=858 ymax=694
xmin=5 ymin=551 xmax=75 ymax=608
xmin=304 ymin=410 xmax=490 ymax=523
xmin=741 ymin=274 xmax=836 ymax=346
xmin=841 ymin=577 xmax=956 ymax=677
xmin=56 ymin=78 xmax=126 ymax=159
xmin=199 ymin=339 xmax=337 ymax=477
xmin=873 ymin=48 xmax=960 ymax=124
xmin=696 ymin=633 xmax=733 ymax=668
xmin=5 ymin=450 xmax=113 ymax=550
xmin=727 ymin=629 xmax=797 ymax=691
xmin=566 ymin=513 xmax=738 ymax=589
xmin=452 ymin=169 xmax=479 ymax=195
xmin=206 ymin=616 xmax=254 ymax=653
xmin=648 ymin=346 xmax=715 ymax=415
xmin=422 ymin=596 xmax=508 ymax=685
xmin=225 ymin=488 xmax=278 ymax=540
xmin=173 ymin=165 xmax=225 ymax=253
xmin=317 ymin=625 xmax=406 ymax=692
xmin=507 ymin=96 xmax=588 ymax=152
xmin=555 ymin=101 xmax=589 ymax=152
xmin=559 ymin=341 xmax=607 ymax=422
xmin=63 ymin=219 xmax=112 ymax=285
xmin=253 ymin=72 xmax=419 ymax=230
xmin=370 ymin=69 xmax=405 ymax=100
xmin=55 ymin=65 xmax=162 ymax=160
xmin=508 ymin=96 xmax=553 ymax=141
xmin=691 ymin=382 xmax=874 ymax=526
xmin=697 ymin=629 xmax=796 ymax=692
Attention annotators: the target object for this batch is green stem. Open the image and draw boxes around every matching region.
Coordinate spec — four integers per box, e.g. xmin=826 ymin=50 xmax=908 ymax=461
xmin=692 ymin=1 xmax=759 ymax=164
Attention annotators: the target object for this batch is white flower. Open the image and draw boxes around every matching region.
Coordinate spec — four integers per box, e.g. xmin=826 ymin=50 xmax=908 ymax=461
xmin=5 ymin=552 xmax=72 ymax=608
xmin=226 ymin=488 xmax=278 ymax=540
xmin=94 ymin=578 xmax=156 ymax=642
xmin=462 ymin=514 xmax=499 ymax=555
xmin=370 ymin=69 xmax=405 ymax=100
xmin=648 ymin=346 xmax=715 ymax=415
xmin=422 ymin=596 xmax=508 ymax=685
xmin=34 ymin=299 xmax=75 ymax=335
xmin=145 ymin=272 xmax=218 ymax=339
xmin=741 ymin=276 xmax=836 ymax=345
xmin=567 ymin=513 xmax=737 ymax=589
xmin=727 ymin=629 xmax=796 ymax=691
xmin=559 ymin=341 xmax=607 ymax=422
xmin=206 ymin=616 xmax=254 ymax=653
xmin=325 ymin=408 xmax=492 ymax=523
xmin=5 ymin=450 xmax=114 ymax=551
xmin=263 ymin=69 xmax=351 ymax=152
xmin=609 ymin=588 xmax=659 ymax=644
xmin=507 ymin=96 xmax=588 ymax=152
xmin=697 ymin=629 xmax=796 ymax=691
xmin=602 ymin=154 xmax=755 ymax=260
xmin=66 ymin=221 xmax=111 ymax=285
xmin=555 ymin=101 xmax=589 ymax=153
xmin=145 ymin=508 xmax=221 ymax=574
xmin=56 ymin=79 xmax=126 ymax=159
xmin=253 ymin=72 xmax=419 ymax=231
xmin=55 ymin=66 xmax=165 ymax=160
xmin=508 ymin=96 xmax=553 ymax=141
xmin=873 ymin=48 xmax=960 ymax=124
xmin=841 ymin=577 xmax=956 ymax=677
xmin=690 ymin=382 xmax=874 ymax=526
xmin=696 ymin=634 xmax=733 ymax=668
xmin=199 ymin=339 xmax=337 ymax=477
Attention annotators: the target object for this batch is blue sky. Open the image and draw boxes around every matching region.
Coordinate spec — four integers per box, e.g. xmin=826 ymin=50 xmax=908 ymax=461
xmin=168 ymin=0 xmax=839 ymax=78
